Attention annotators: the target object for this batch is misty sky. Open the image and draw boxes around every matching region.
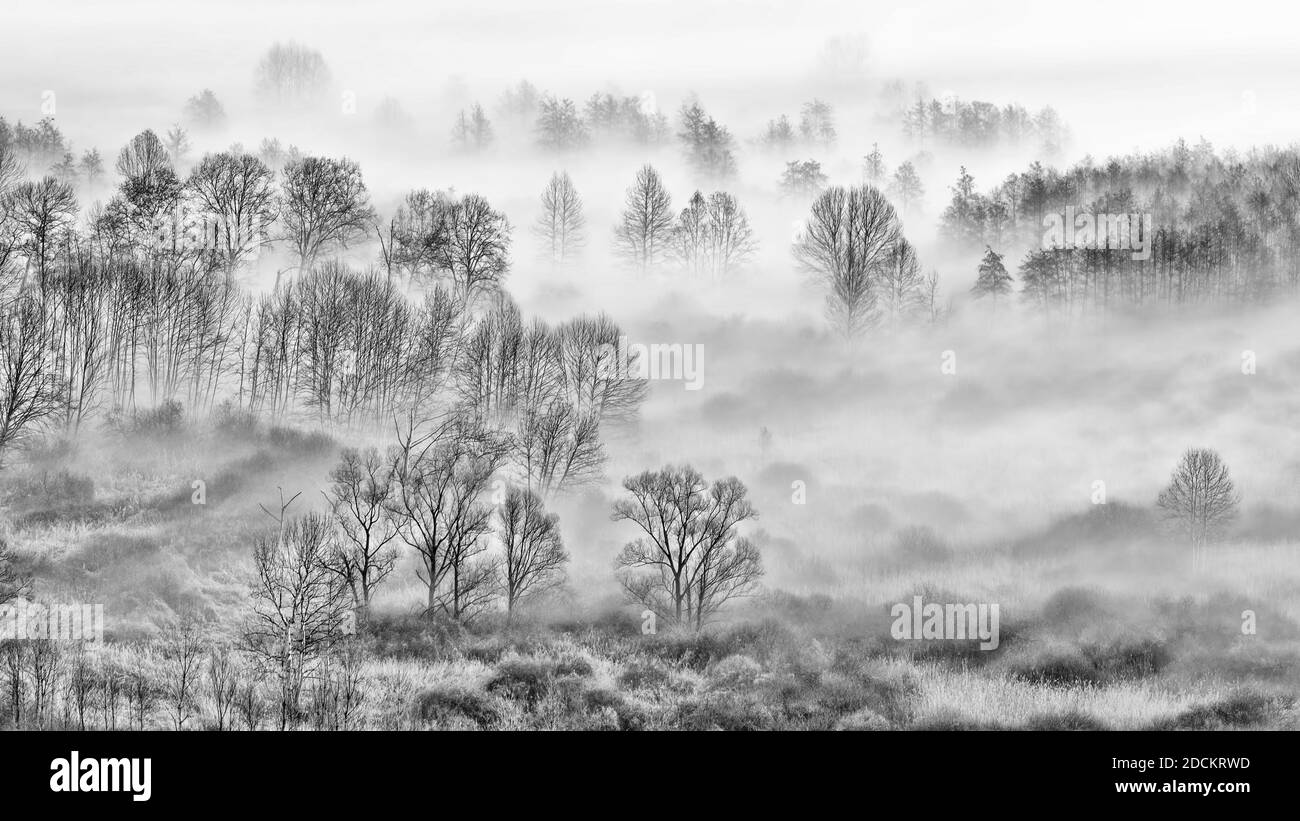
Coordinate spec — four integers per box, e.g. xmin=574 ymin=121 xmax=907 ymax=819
xmin=3 ymin=0 xmax=1299 ymax=161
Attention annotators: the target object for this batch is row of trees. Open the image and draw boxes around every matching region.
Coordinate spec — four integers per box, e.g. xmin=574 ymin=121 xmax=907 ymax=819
xmin=611 ymin=165 xmax=756 ymax=276
xmin=899 ymin=95 xmax=1067 ymax=155
xmin=941 ymin=141 xmax=1300 ymax=313
xmin=0 ymin=620 xmax=363 ymax=731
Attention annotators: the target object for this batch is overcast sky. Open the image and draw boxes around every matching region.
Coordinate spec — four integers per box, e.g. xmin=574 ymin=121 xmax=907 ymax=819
xmin=2 ymin=0 xmax=1297 ymax=160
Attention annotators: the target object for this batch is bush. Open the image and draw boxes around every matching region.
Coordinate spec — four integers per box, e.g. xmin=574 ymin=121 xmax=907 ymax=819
xmin=486 ymin=656 xmax=556 ymax=707
xmin=129 ymin=400 xmax=187 ymax=437
xmin=1084 ymin=637 xmax=1170 ymax=679
xmin=266 ymin=425 xmax=335 ymax=457
xmin=616 ymin=658 xmax=673 ymax=692
xmin=707 ymin=654 xmax=763 ymax=691
xmin=2 ymin=468 xmax=95 ymax=511
xmin=1026 ymin=710 xmax=1107 ymax=730
xmin=414 ymin=685 xmax=500 ymax=728
xmin=72 ymin=533 xmax=160 ymax=574
xmin=1155 ymin=690 xmax=1292 ymax=730
xmin=1008 ymin=648 xmax=1101 ymax=687
xmin=834 ymin=708 xmax=892 ymax=730
xmin=367 ymin=613 xmax=463 ymax=660
xmin=674 ymin=697 xmax=776 ymax=731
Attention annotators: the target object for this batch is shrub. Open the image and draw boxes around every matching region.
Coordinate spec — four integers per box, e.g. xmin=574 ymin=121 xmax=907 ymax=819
xmin=1084 ymin=637 xmax=1170 ymax=679
xmin=414 ymin=685 xmax=500 ymax=728
xmin=1008 ymin=648 xmax=1101 ymax=687
xmin=707 ymin=654 xmax=764 ymax=691
xmin=674 ymin=697 xmax=776 ymax=731
xmin=616 ymin=658 xmax=672 ymax=692
xmin=834 ymin=708 xmax=892 ymax=730
xmin=1026 ymin=710 xmax=1107 ymax=730
xmin=1155 ymin=689 xmax=1292 ymax=730
xmin=266 ymin=425 xmax=335 ymax=456
xmin=72 ymin=533 xmax=160 ymax=574
xmin=129 ymin=400 xmax=187 ymax=437
xmin=2 ymin=468 xmax=95 ymax=511
xmin=486 ymin=656 xmax=556 ymax=707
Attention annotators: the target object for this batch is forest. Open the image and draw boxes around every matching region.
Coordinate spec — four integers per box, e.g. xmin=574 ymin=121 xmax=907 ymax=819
xmin=2 ymin=31 xmax=1298 ymax=732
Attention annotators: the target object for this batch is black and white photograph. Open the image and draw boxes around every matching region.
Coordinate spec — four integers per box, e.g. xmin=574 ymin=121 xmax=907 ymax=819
xmin=0 ymin=0 xmax=1292 ymax=805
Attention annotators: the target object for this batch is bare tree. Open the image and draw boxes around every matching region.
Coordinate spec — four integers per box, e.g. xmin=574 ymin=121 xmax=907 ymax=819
xmin=110 ymin=130 xmax=183 ymax=251
xmin=513 ymin=401 xmax=605 ymax=496
xmin=497 ymin=486 xmax=568 ymax=624
xmin=183 ymin=89 xmax=227 ymax=132
xmin=1157 ymin=448 xmax=1241 ymax=571
xmin=451 ymin=104 xmax=494 ymax=151
xmin=444 ymin=193 xmax=510 ymax=304
xmin=678 ymin=102 xmax=737 ymax=181
xmin=0 ymin=538 xmax=31 ymax=607
xmin=672 ymin=190 xmax=756 ymax=278
xmin=164 ymin=124 xmax=192 ymax=169
xmin=554 ymin=313 xmax=648 ymax=425
xmin=387 ymin=413 xmax=509 ymax=621
xmin=0 ymin=295 xmax=62 ymax=468
xmin=11 ymin=175 xmax=77 ymax=291
xmin=280 ymin=156 xmax=375 ymax=273
xmin=612 ymin=465 xmax=762 ymax=629
xmin=780 ymin=160 xmax=828 ymax=200
xmin=389 ymin=188 xmax=453 ymax=288
xmin=206 ymin=644 xmax=239 ymax=731
xmin=615 ymin=164 xmax=673 ymax=272
xmin=877 ymin=236 xmax=925 ymax=324
xmin=889 ymin=161 xmax=925 ymax=214
xmin=497 ymin=80 xmax=541 ymax=134
xmin=535 ymin=96 xmax=589 ymax=152
xmin=534 ymin=171 xmax=585 ymax=268
xmin=186 ymin=151 xmax=278 ymax=272
xmin=161 ymin=617 xmax=205 ymax=730
xmin=124 ymin=648 xmax=159 ymax=730
xmin=799 ymin=98 xmax=837 ymax=146
xmin=254 ymin=41 xmax=332 ymax=109
xmin=243 ymin=510 xmax=353 ymax=729
xmin=793 ymin=184 xmax=904 ymax=338
xmin=323 ymin=447 xmax=400 ymax=618
xmin=65 ymin=646 xmax=99 ymax=730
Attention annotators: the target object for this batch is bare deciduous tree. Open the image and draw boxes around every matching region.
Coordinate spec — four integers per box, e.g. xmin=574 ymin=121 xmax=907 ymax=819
xmin=535 ymin=96 xmax=589 ymax=152
xmin=11 ymin=175 xmax=77 ymax=291
xmin=244 ymin=509 xmax=353 ymax=729
xmin=497 ymin=486 xmax=568 ymax=624
xmin=254 ymin=41 xmax=332 ymax=109
xmin=612 ymin=465 xmax=762 ymax=629
xmin=387 ymin=413 xmax=509 ymax=621
xmin=0 ymin=295 xmax=62 ymax=468
xmin=161 ymin=617 xmax=205 ymax=730
xmin=323 ymin=446 xmax=399 ymax=618
xmin=280 ymin=156 xmax=375 ymax=274
xmin=672 ymin=190 xmax=756 ymax=278
xmin=534 ymin=171 xmax=585 ymax=268
xmin=793 ymin=184 xmax=904 ymax=338
xmin=451 ymin=104 xmax=494 ymax=151
xmin=0 ymin=538 xmax=31 ymax=607
xmin=186 ymin=151 xmax=278 ymax=272
xmin=513 ymin=401 xmax=604 ymax=496
xmin=615 ymin=164 xmax=673 ymax=272
xmin=1157 ymin=448 xmax=1241 ymax=571
xmin=206 ymin=644 xmax=239 ymax=731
